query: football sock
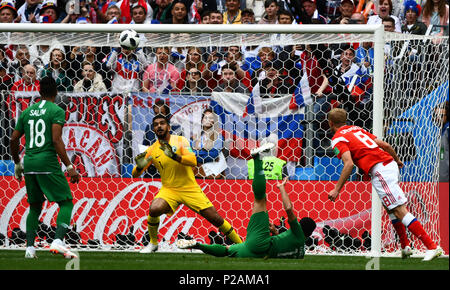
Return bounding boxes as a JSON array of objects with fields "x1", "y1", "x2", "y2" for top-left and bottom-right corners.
[
  {"x1": 219, "y1": 220, "x2": 242, "y2": 244},
  {"x1": 148, "y1": 215, "x2": 160, "y2": 245},
  {"x1": 402, "y1": 213, "x2": 437, "y2": 250},
  {"x1": 196, "y1": 243, "x2": 228, "y2": 257},
  {"x1": 25, "y1": 202, "x2": 42, "y2": 247},
  {"x1": 55, "y1": 200, "x2": 74, "y2": 240},
  {"x1": 252, "y1": 155, "x2": 266, "y2": 200},
  {"x1": 390, "y1": 214, "x2": 410, "y2": 249}
]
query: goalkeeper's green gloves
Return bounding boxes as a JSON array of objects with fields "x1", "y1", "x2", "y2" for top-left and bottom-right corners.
[
  {"x1": 160, "y1": 140, "x2": 178, "y2": 160},
  {"x1": 135, "y1": 152, "x2": 153, "y2": 170}
]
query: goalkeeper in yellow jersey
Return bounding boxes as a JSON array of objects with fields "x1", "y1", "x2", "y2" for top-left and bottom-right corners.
[{"x1": 133, "y1": 114, "x2": 242, "y2": 253}]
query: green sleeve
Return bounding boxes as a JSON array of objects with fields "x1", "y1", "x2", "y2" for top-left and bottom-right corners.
[
  {"x1": 288, "y1": 218, "x2": 305, "y2": 244},
  {"x1": 53, "y1": 106, "x2": 66, "y2": 126}
]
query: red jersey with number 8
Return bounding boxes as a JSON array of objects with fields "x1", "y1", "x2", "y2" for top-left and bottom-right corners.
[{"x1": 331, "y1": 125, "x2": 393, "y2": 175}]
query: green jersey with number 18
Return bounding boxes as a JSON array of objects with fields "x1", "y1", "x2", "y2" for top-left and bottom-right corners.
[{"x1": 15, "y1": 100, "x2": 66, "y2": 173}]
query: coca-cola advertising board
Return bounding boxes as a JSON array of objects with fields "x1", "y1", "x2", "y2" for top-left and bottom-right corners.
[{"x1": 0, "y1": 177, "x2": 447, "y2": 254}]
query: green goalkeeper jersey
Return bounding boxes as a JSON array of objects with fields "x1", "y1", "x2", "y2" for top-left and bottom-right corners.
[{"x1": 15, "y1": 100, "x2": 66, "y2": 173}]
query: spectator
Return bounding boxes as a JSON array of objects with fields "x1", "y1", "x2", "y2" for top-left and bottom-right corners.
[
  {"x1": 299, "y1": 0, "x2": 327, "y2": 24},
  {"x1": 16, "y1": 0, "x2": 41, "y2": 23},
  {"x1": 223, "y1": 0, "x2": 241, "y2": 23},
  {"x1": 39, "y1": 0, "x2": 63, "y2": 23},
  {"x1": 437, "y1": 101, "x2": 449, "y2": 182},
  {"x1": 11, "y1": 64, "x2": 40, "y2": 92},
  {"x1": 367, "y1": 0, "x2": 402, "y2": 32},
  {"x1": 181, "y1": 67, "x2": 212, "y2": 94},
  {"x1": 277, "y1": 8, "x2": 294, "y2": 24},
  {"x1": 74, "y1": 61, "x2": 108, "y2": 92},
  {"x1": 402, "y1": 1, "x2": 427, "y2": 35},
  {"x1": 131, "y1": 4, "x2": 151, "y2": 23},
  {"x1": 0, "y1": 60, "x2": 14, "y2": 91},
  {"x1": 116, "y1": 0, "x2": 153, "y2": 23},
  {"x1": 152, "y1": 0, "x2": 174, "y2": 24},
  {"x1": 421, "y1": 0, "x2": 449, "y2": 36},
  {"x1": 163, "y1": 0, "x2": 189, "y2": 23},
  {"x1": 105, "y1": 46, "x2": 148, "y2": 93},
  {"x1": 254, "y1": 61, "x2": 297, "y2": 98},
  {"x1": 102, "y1": 2, "x2": 122, "y2": 23},
  {"x1": 213, "y1": 63, "x2": 249, "y2": 93},
  {"x1": 258, "y1": 0, "x2": 279, "y2": 24},
  {"x1": 355, "y1": 41, "x2": 374, "y2": 74},
  {"x1": 69, "y1": 46, "x2": 104, "y2": 84},
  {"x1": 206, "y1": 45, "x2": 252, "y2": 91},
  {"x1": 176, "y1": 46, "x2": 207, "y2": 90},
  {"x1": 39, "y1": 47, "x2": 73, "y2": 92},
  {"x1": 250, "y1": 46, "x2": 277, "y2": 87},
  {"x1": 327, "y1": 47, "x2": 370, "y2": 127},
  {"x1": 191, "y1": 108, "x2": 227, "y2": 179},
  {"x1": 9, "y1": 45, "x2": 31, "y2": 83},
  {"x1": 208, "y1": 9, "x2": 223, "y2": 23},
  {"x1": 330, "y1": 0, "x2": 355, "y2": 24},
  {"x1": 201, "y1": 9, "x2": 210, "y2": 23},
  {"x1": 0, "y1": 1, "x2": 17, "y2": 23},
  {"x1": 142, "y1": 46, "x2": 180, "y2": 93},
  {"x1": 277, "y1": 0, "x2": 305, "y2": 24},
  {"x1": 241, "y1": 7, "x2": 256, "y2": 23}
]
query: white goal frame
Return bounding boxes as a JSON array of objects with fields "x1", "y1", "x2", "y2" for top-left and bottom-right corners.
[{"x1": 0, "y1": 23, "x2": 387, "y2": 257}]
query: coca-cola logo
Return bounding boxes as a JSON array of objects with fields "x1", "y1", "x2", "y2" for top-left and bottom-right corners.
[{"x1": 0, "y1": 179, "x2": 200, "y2": 245}]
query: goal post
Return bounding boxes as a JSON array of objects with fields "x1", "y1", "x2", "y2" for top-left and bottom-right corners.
[{"x1": 0, "y1": 23, "x2": 447, "y2": 256}]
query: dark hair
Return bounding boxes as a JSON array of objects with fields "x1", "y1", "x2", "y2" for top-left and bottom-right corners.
[
  {"x1": 277, "y1": 9, "x2": 293, "y2": 20},
  {"x1": 264, "y1": 0, "x2": 278, "y2": 8},
  {"x1": 221, "y1": 63, "x2": 236, "y2": 72},
  {"x1": 299, "y1": 217, "x2": 316, "y2": 237},
  {"x1": 39, "y1": 76, "x2": 58, "y2": 98},
  {"x1": 152, "y1": 114, "x2": 170, "y2": 126},
  {"x1": 153, "y1": 98, "x2": 171, "y2": 116},
  {"x1": 382, "y1": 16, "x2": 396, "y2": 27}
]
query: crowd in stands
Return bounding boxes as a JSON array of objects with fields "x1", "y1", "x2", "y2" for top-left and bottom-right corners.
[{"x1": 0, "y1": 0, "x2": 448, "y2": 178}]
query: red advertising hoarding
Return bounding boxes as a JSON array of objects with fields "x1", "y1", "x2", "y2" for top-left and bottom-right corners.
[{"x1": 0, "y1": 177, "x2": 447, "y2": 254}]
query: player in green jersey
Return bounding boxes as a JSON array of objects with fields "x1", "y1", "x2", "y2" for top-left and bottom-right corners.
[
  {"x1": 10, "y1": 76, "x2": 81, "y2": 259},
  {"x1": 177, "y1": 143, "x2": 316, "y2": 259}
]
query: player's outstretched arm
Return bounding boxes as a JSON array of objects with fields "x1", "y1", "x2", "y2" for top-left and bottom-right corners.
[
  {"x1": 276, "y1": 177, "x2": 297, "y2": 222},
  {"x1": 52, "y1": 124, "x2": 80, "y2": 183},
  {"x1": 328, "y1": 151, "x2": 353, "y2": 202}
]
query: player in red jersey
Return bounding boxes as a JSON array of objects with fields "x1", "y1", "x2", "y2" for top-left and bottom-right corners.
[{"x1": 327, "y1": 108, "x2": 442, "y2": 261}]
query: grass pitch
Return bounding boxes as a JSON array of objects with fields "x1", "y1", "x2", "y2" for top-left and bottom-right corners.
[{"x1": 0, "y1": 249, "x2": 447, "y2": 270}]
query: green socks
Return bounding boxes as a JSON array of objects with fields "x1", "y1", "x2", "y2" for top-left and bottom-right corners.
[
  {"x1": 26, "y1": 203, "x2": 43, "y2": 247},
  {"x1": 55, "y1": 200, "x2": 74, "y2": 240},
  {"x1": 26, "y1": 199, "x2": 73, "y2": 246},
  {"x1": 252, "y1": 155, "x2": 266, "y2": 200}
]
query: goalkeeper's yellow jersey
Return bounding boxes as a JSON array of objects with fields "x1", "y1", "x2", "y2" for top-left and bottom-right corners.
[{"x1": 136, "y1": 135, "x2": 199, "y2": 189}]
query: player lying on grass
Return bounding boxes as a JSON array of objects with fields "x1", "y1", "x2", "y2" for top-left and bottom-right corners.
[
  {"x1": 177, "y1": 143, "x2": 316, "y2": 259},
  {"x1": 327, "y1": 108, "x2": 442, "y2": 261},
  {"x1": 133, "y1": 114, "x2": 242, "y2": 253}
]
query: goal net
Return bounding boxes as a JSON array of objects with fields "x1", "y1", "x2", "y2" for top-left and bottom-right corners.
[{"x1": 0, "y1": 24, "x2": 447, "y2": 256}]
